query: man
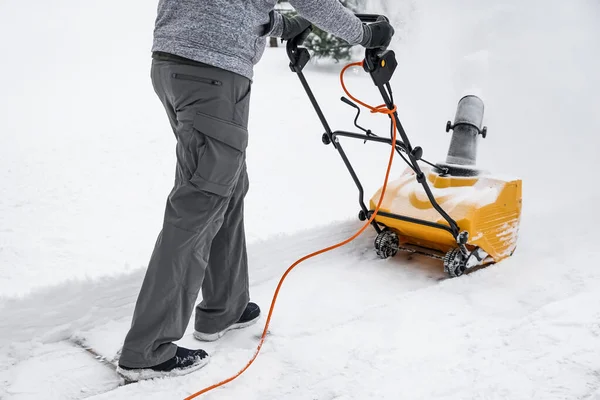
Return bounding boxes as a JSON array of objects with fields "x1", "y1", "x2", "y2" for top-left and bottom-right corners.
[{"x1": 117, "y1": 0, "x2": 394, "y2": 381}]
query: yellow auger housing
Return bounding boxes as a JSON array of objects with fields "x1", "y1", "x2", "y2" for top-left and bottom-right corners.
[{"x1": 370, "y1": 166, "x2": 522, "y2": 265}]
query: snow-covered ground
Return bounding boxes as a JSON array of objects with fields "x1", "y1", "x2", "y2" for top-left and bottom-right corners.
[{"x1": 1, "y1": 0, "x2": 600, "y2": 399}]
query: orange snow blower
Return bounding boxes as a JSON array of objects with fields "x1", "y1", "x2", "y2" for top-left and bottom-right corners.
[{"x1": 289, "y1": 15, "x2": 522, "y2": 278}]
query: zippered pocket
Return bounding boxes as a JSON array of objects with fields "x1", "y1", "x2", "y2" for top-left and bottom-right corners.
[{"x1": 171, "y1": 73, "x2": 222, "y2": 86}]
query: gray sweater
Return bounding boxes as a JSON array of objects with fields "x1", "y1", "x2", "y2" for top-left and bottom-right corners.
[{"x1": 151, "y1": 0, "x2": 364, "y2": 80}]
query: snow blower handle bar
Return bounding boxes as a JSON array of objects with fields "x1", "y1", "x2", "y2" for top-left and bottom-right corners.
[
  {"x1": 287, "y1": 14, "x2": 392, "y2": 75},
  {"x1": 285, "y1": 15, "x2": 463, "y2": 243},
  {"x1": 285, "y1": 14, "x2": 389, "y2": 50},
  {"x1": 355, "y1": 14, "x2": 390, "y2": 23}
]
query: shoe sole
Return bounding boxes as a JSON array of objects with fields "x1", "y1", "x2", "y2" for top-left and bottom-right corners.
[
  {"x1": 193, "y1": 314, "x2": 260, "y2": 342},
  {"x1": 116, "y1": 356, "x2": 210, "y2": 382}
]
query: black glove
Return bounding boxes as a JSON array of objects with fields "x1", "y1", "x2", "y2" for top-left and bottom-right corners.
[
  {"x1": 281, "y1": 15, "x2": 312, "y2": 41},
  {"x1": 360, "y1": 18, "x2": 395, "y2": 49}
]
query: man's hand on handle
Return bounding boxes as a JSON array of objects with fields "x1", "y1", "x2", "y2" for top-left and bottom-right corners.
[
  {"x1": 281, "y1": 15, "x2": 312, "y2": 40},
  {"x1": 274, "y1": 11, "x2": 395, "y2": 50},
  {"x1": 360, "y1": 17, "x2": 395, "y2": 49}
]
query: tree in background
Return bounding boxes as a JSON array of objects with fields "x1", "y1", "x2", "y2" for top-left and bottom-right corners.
[{"x1": 275, "y1": 0, "x2": 363, "y2": 62}]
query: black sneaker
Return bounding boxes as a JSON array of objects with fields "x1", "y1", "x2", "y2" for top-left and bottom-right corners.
[
  {"x1": 194, "y1": 302, "x2": 261, "y2": 342},
  {"x1": 116, "y1": 346, "x2": 209, "y2": 382}
]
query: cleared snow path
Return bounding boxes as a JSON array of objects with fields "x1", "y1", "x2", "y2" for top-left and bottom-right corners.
[
  {"x1": 2, "y1": 198, "x2": 600, "y2": 399},
  {"x1": 0, "y1": 220, "x2": 442, "y2": 399}
]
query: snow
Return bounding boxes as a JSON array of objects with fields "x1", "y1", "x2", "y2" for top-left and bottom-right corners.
[
  {"x1": 6, "y1": 342, "x2": 120, "y2": 400},
  {"x1": 397, "y1": 168, "x2": 502, "y2": 207},
  {"x1": 1, "y1": 0, "x2": 600, "y2": 399}
]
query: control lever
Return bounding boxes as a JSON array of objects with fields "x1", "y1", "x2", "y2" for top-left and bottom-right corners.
[{"x1": 340, "y1": 96, "x2": 375, "y2": 143}]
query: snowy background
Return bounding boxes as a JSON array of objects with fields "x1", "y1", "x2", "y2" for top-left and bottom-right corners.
[{"x1": 1, "y1": 0, "x2": 600, "y2": 399}]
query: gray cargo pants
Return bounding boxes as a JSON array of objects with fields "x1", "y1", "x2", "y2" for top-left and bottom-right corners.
[{"x1": 119, "y1": 58, "x2": 252, "y2": 368}]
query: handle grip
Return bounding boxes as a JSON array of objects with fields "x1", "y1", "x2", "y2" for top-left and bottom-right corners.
[
  {"x1": 285, "y1": 14, "x2": 389, "y2": 49},
  {"x1": 355, "y1": 14, "x2": 390, "y2": 24},
  {"x1": 286, "y1": 26, "x2": 313, "y2": 72}
]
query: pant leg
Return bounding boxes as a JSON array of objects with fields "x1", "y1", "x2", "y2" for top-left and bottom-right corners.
[
  {"x1": 119, "y1": 59, "x2": 252, "y2": 368},
  {"x1": 195, "y1": 162, "x2": 250, "y2": 334}
]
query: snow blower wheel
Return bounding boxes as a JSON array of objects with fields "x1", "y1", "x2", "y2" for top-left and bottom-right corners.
[
  {"x1": 374, "y1": 230, "x2": 399, "y2": 259},
  {"x1": 443, "y1": 248, "x2": 468, "y2": 278}
]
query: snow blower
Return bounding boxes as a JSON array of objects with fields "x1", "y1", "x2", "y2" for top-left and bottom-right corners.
[{"x1": 287, "y1": 15, "x2": 522, "y2": 278}]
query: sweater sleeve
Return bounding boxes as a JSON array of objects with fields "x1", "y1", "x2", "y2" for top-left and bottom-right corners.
[
  {"x1": 266, "y1": 10, "x2": 285, "y2": 38},
  {"x1": 271, "y1": 0, "x2": 364, "y2": 45}
]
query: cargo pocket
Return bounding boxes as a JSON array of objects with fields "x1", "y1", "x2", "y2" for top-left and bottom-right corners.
[{"x1": 190, "y1": 112, "x2": 249, "y2": 197}]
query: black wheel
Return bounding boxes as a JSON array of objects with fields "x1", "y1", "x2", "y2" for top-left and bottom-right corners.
[
  {"x1": 374, "y1": 230, "x2": 399, "y2": 259},
  {"x1": 443, "y1": 248, "x2": 467, "y2": 278},
  {"x1": 358, "y1": 210, "x2": 367, "y2": 221}
]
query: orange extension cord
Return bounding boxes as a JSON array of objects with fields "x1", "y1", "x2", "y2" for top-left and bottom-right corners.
[{"x1": 184, "y1": 61, "x2": 398, "y2": 400}]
